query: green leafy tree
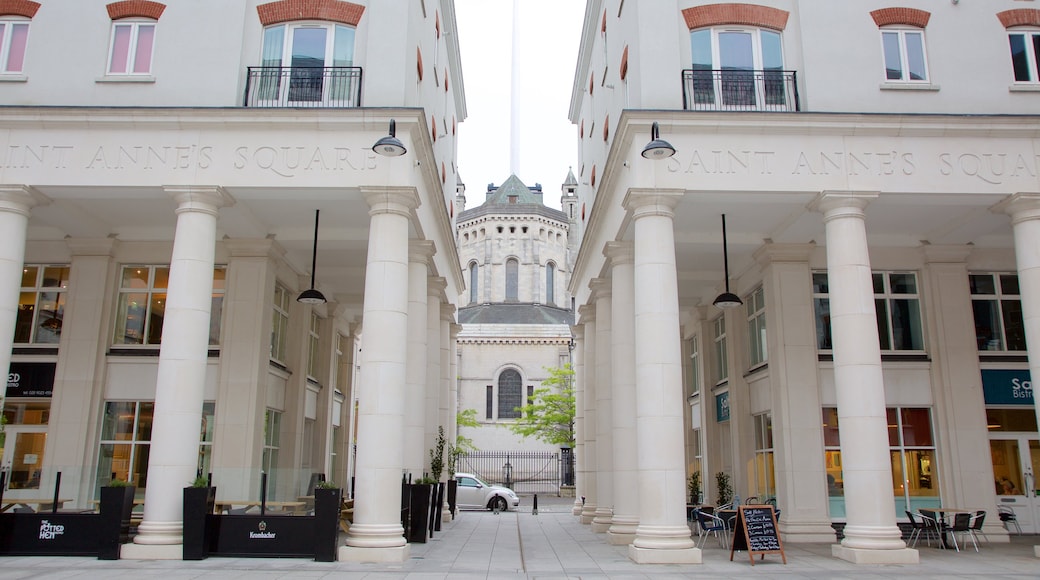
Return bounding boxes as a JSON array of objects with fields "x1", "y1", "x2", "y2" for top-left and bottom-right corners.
[
  {"x1": 448, "y1": 409, "x2": 480, "y2": 478},
  {"x1": 508, "y1": 364, "x2": 575, "y2": 447}
]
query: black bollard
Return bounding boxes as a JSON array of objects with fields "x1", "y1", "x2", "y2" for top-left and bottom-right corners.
[{"x1": 533, "y1": 493, "x2": 538, "y2": 515}]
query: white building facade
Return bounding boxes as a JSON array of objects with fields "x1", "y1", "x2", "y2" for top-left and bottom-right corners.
[
  {"x1": 569, "y1": 0, "x2": 1040, "y2": 565},
  {"x1": 0, "y1": 0, "x2": 466, "y2": 563}
]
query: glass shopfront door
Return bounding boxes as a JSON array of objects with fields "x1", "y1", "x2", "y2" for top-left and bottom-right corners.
[
  {"x1": 1, "y1": 428, "x2": 47, "y2": 496},
  {"x1": 989, "y1": 434, "x2": 1039, "y2": 533}
]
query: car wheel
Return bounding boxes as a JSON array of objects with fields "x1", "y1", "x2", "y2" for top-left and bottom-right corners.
[{"x1": 488, "y1": 496, "x2": 508, "y2": 512}]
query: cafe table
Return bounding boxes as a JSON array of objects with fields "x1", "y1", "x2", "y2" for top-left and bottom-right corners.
[
  {"x1": 1, "y1": 498, "x2": 72, "y2": 513},
  {"x1": 919, "y1": 508, "x2": 974, "y2": 550},
  {"x1": 214, "y1": 500, "x2": 307, "y2": 515}
]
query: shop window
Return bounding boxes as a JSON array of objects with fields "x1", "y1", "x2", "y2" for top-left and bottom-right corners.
[
  {"x1": 113, "y1": 265, "x2": 224, "y2": 347},
  {"x1": 713, "y1": 315, "x2": 728, "y2": 384},
  {"x1": 752, "y1": 413, "x2": 775, "y2": 500},
  {"x1": 746, "y1": 286, "x2": 767, "y2": 367},
  {"x1": 271, "y1": 282, "x2": 290, "y2": 362},
  {"x1": 15, "y1": 265, "x2": 69, "y2": 344},
  {"x1": 813, "y1": 271, "x2": 924, "y2": 352},
  {"x1": 688, "y1": 336, "x2": 701, "y2": 397},
  {"x1": 263, "y1": 409, "x2": 282, "y2": 494},
  {"x1": 970, "y1": 273, "x2": 1025, "y2": 351},
  {"x1": 307, "y1": 311, "x2": 321, "y2": 379}
]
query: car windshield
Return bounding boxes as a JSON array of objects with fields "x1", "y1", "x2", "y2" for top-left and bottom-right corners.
[{"x1": 466, "y1": 474, "x2": 492, "y2": 487}]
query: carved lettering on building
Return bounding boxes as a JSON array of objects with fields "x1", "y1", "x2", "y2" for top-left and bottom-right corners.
[{"x1": 232, "y1": 146, "x2": 377, "y2": 177}]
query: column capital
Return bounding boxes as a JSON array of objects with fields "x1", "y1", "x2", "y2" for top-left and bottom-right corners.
[
  {"x1": 920, "y1": 244, "x2": 972, "y2": 263},
  {"x1": 622, "y1": 189, "x2": 684, "y2": 217},
  {"x1": 362, "y1": 187, "x2": 421, "y2": 216},
  {"x1": 991, "y1": 192, "x2": 1040, "y2": 224},
  {"x1": 604, "y1": 241, "x2": 634, "y2": 265},
  {"x1": 440, "y1": 302, "x2": 456, "y2": 323},
  {"x1": 65, "y1": 237, "x2": 118, "y2": 257},
  {"x1": 808, "y1": 191, "x2": 878, "y2": 221},
  {"x1": 752, "y1": 242, "x2": 815, "y2": 266},
  {"x1": 223, "y1": 237, "x2": 281, "y2": 259},
  {"x1": 589, "y1": 277, "x2": 612, "y2": 300},
  {"x1": 570, "y1": 324, "x2": 585, "y2": 341},
  {"x1": 164, "y1": 186, "x2": 234, "y2": 216},
  {"x1": 409, "y1": 240, "x2": 436, "y2": 263},
  {"x1": 427, "y1": 276, "x2": 447, "y2": 297},
  {"x1": 0, "y1": 185, "x2": 49, "y2": 217},
  {"x1": 450, "y1": 323, "x2": 462, "y2": 338},
  {"x1": 578, "y1": 303, "x2": 596, "y2": 324}
]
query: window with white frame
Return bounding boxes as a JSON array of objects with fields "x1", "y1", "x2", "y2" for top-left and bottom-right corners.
[
  {"x1": 746, "y1": 286, "x2": 767, "y2": 367},
  {"x1": 262, "y1": 409, "x2": 281, "y2": 484},
  {"x1": 688, "y1": 336, "x2": 701, "y2": 397},
  {"x1": 271, "y1": 283, "x2": 290, "y2": 362},
  {"x1": 96, "y1": 401, "x2": 213, "y2": 494},
  {"x1": 497, "y1": 368, "x2": 522, "y2": 419},
  {"x1": 0, "y1": 19, "x2": 30, "y2": 74},
  {"x1": 307, "y1": 312, "x2": 321, "y2": 379},
  {"x1": 107, "y1": 20, "x2": 155, "y2": 75},
  {"x1": 113, "y1": 265, "x2": 225, "y2": 346},
  {"x1": 469, "y1": 262, "x2": 479, "y2": 304},
  {"x1": 15, "y1": 265, "x2": 69, "y2": 344},
  {"x1": 812, "y1": 271, "x2": 924, "y2": 351},
  {"x1": 970, "y1": 273, "x2": 1026, "y2": 351},
  {"x1": 1008, "y1": 29, "x2": 1040, "y2": 83},
  {"x1": 880, "y1": 27, "x2": 928, "y2": 82},
  {"x1": 713, "y1": 316, "x2": 728, "y2": 384},
  {"x1": 258, "y1": 22, "x2": 357, "y2": 104},
  {"x1": 689, "y1": 27, "x2": 786, "y2": 107},
  {"x1": 752, "y1": 413, "x2": 775, "y2": 500}
]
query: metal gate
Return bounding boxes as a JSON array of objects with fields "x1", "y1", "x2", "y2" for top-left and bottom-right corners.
[{"x1": 455, "y1": 451, "x2": 563, "y2": 496}]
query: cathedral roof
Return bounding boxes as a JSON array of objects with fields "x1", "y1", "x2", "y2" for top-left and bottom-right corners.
[
  {"x1": 483, "y1": 174, "x2": 543, "y2": 206},
  {"x1": 458, "y1": 303, "x2": 574, "y2": 325},
  {"x1": 563, "y1": 167, "x2": 577, "y2": 187}
]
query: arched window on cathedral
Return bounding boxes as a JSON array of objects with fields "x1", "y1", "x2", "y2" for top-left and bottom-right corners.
[
  {"x1": 498, "y1": 368, "x2": 522, "y2": 419},
  {"x1": 505, "y1": 258, "x2": 519, "y2": 301},
  {"x1": 546, "y1": 262, "x2": 556, "y2": 305},
  {"x1": 469, "y1": 262, "x2": 478, "y2": 304}
]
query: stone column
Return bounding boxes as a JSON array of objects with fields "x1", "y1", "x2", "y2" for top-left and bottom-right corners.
[
  {"x1": 809, "y1": 192, "x2": 917, "y2": 564},
  {"x1": 404, "y1": 242, "x2": 434, "y2": 478},
  {"x1": 341, "y1": 187, "x2": 418, "y2": 562},
  {"x1": 579, "y1": 307, "x2": 598, "y2": 525},
  {"x1": 590, "y1": 278, "x2": 614, "y2": 533},
  {"x1": 131, "y1": 187, "x2": 232, "y2": 555},
  {"x1": 0, "y1": 186, "x2": 46, "y2": 405},
  {"x1": 571, "y1": 325, "x2": 586, "y2": 516},
  {"x1": 606, "y1": 242, "x2": 638, "y2": 545},
  {"x1": 625, "y1": 191, "x2": 699, "y2": 564},
  {"x1": 439, "y1": 305, "x2": 455, "y2": 450},
  {"x1": 425, "y1": 278, "x2": 446, "y2": 467}
]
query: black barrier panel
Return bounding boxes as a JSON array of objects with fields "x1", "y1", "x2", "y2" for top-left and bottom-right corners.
[
  {"x1": 0, "y1": 513, "x2": 101, "y2": 556},
  {"x1": 209, "y1": 515, "x2": 317, "y2": 558}
]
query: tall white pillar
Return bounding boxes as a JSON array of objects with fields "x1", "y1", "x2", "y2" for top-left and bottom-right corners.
[
  {"x1": 579, "y1": 309, "x2": 598, "y2": 525},
  {"x1": 404, "y1": 242, "x2": 434, "y2": 478},
  {"x1": 425, "y1": 278, "x2": 446, "y2": 470},
  {"x1": 0, "y1": 186, "x2": 46, "y2": 406},
  {"x1": 625, "y1": 191, "x2": 699, "y2": 564},
  {"x1": 810, "y1": 192, "x2": 917, "y2": 564},
  {"x1": 605, "y1": 242, "x2": 638, "y2": 544},
  {"x1": 591, "y1": 278, "x2": 614, "y2": 533},
  {"x1": 131, "y1": 187, "x2": 232, "y2": 554},
  {"x1": 571, "y1": 325, "x2": 586, "y2": 516},
  {"x1": 341, "y1": 188, "x2": 418, "y2": 562}
]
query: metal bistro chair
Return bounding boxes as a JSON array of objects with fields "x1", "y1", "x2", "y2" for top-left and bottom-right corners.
[
  {"x1": 918, "y1": 509, "x2": 945, "y2": 549},
  {"x1": 695, "y1": 510, "x2": 730, "y2": 549},
  {"x1": 967, "y1": 510, "x2": 988, "y2": 547},
  {"x1": 905, "y1": 510, "x2": 933, "y2": 548},
  {"x1": 997, "y1": 505, "x2": 1021, "y2": 535},
  {"x1": 947, "y1": 512, "x2": 975, "y2": 552}
]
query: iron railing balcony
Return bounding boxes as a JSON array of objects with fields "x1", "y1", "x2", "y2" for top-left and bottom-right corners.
[
  {"x1": 244, "y1": 66, "x2": 362, "y2": 108},
  {"x1": 682, "y1": 68, "x2": 799, "y2": 112}
]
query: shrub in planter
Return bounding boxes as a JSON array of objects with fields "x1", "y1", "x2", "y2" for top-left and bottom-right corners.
[
  {"x1": 182, "y1": 477, "x2": 216, "y2": 561},
  {"x1": 408, "y1": 478, "x2": 435, "y2": 543},
  {"x1": 98, "y1": 480, "x2": 136, "y2": 560}
]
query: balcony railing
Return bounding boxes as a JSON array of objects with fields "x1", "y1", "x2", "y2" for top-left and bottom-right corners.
[
  {"x1": 244, "y1": 66, "x2": 362, "y2": 108},
  {"x1": 682, "y1": 69, "x2": 799, "y2": 112}
]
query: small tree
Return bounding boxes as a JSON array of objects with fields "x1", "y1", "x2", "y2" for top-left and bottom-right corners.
[
  {"x1": 715, "y1": 471, "x2": 732, "y2": 507},
  {"x1": 509, "y1": 364, "x2": 575, "y2": 447},
  {"x1": 448, "y1": 409, "x2": 480, "y2": 478},
  {"x1": 688, "y1": 471, "x2": 702, "y2": 504},
  {"x1": 429, "y1": 426, "x2": 446, "y2": 481}
]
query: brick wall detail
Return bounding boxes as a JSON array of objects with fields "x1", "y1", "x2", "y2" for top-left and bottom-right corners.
[
  {"x1": 257, "y1": 0, "x2": 365, "y2": 27},
  {"x1": 107, "y1": 1, "x2": 165, "y2": 20},
  {"x1": 998, "y1": 9, "x2": 1040, "y2": 29},
  {"x1": 0, "y1": 0, "x2": 40, "y2": 18},
  {"x1": 870, "y1": 7, "x2": 930, "y2": 28},
  {"x1": 683, "y1": 3, "x2": 789, "y2": 31},
  {"x1": 620, "y1": 45, "x2": 628, "y2": 81}
]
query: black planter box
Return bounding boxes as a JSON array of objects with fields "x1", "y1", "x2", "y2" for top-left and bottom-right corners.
[
  {"x1": 313, "y1": 487, "x2": 341, "y2": 562},
  {"x1": 98, "y1": 485, "x2": 136, "y2": 560},
  {"x1": 446, "y1": 479, "x2": 458, "y2": 517},
  {"x1": 431, "y1": 482, "x2": 445, "y2": 533},
  {"x1": 406, "y1": 483, "x2": 432, "y2": 543},
  {"x1": 0, "y1": 512, "x2": 102, "y2": 556},
  {"x1": 182, "y1": 486, "x2": 216, "y2": 560}
]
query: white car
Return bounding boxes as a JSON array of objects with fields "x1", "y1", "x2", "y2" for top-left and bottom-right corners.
[{"x1": 454, "y1": 472, "x2": 520, "y2": 511}]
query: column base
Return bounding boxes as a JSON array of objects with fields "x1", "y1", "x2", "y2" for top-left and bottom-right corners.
[
  {"x1": 591, "y1": 516, "x2": 612, "y2": 533},
  {"x1": 571, "y1": 499, "x2": 583, "y2": 516},
  {"x1": 339, "y1": 544, "x2": 411, "y2": 563},
  {"x1": 607, "y1": 530, "x2": 636, "y2": 545},
  {"x1": 628, "y1": 545, "x2": 701, "y2": 564},
  {"x1": 120, "y1": 542, "x2": 183, "y2": 560},
  {"x1": 831, "y1": 544, "x2": 919, "y2": 564},
  {"x1": 607, "y1": 517, "x2": 638, "y2": 545},
  {"x1": 580, "y1": 504, "x2": 597, "y2": 525},
  {"x1": 1033, "y1": 545, "x2": 1040, "y2": 558}
]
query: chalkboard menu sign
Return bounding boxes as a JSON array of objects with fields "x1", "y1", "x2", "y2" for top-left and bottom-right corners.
[{"x1": 729, "y1": 505, "x2": 785, "y2": 565}]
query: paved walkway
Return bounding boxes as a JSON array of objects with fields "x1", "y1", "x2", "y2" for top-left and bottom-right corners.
[{"x1": 1, "y1": 496, "x2": 1038, "y2": 578}]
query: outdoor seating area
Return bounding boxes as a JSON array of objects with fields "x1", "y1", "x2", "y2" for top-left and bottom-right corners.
[{"x1": 915, "y1": 508, "x2": 988, "y2": 552}]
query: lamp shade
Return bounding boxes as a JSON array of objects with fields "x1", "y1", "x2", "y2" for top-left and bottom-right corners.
[
  {"x1": 373, "y1": 119, "x2": 407, "y2": 157},
  {"x1": 713, "y1": 291, "x2": 743, "y2": 309},
  {"x1": 641, "y1": 121, "x2": 676, "y2": 159},
  {"x1": 297, "y1": 287, "x2": 327, "y2": 304}
]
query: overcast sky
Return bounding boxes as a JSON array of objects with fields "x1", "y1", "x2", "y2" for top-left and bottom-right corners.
[{"x1": 454, "y1": 1, "x2": 585, "y2": 210}]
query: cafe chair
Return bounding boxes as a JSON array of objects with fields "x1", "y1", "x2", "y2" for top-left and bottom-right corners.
[
  {"x1": 918, "y1": 509, "x2": 945, "y2": 549},
  {"x1": 947, "y1": 512, "x2": 974, "y2": 552},
  {"x1": 12, "y1": 506, "x2": 35, "y2": 514},
  {"x1": 695, "y1": 510, "x2": 730, "y2": 549},
  {"x1": 966, "y1": 510, "x2": 987, "y2": 547},
  {"x1": 744, "y1": 496, "x2": 759, "y2": 505},
  {"x1": 905, "y1": 511, "x2": 933, "y2": 548},
  {"x1": 997, "y1": 505, "x2": 1021, "y2": 535}
]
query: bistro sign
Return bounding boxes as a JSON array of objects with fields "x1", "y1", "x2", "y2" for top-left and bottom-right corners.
[
  {"x1": 6, "y1": 362, "x2": 56, "y2": 397},
  {"x1": 982, "y1": 369, "x2": 1033, "y2": 405}
]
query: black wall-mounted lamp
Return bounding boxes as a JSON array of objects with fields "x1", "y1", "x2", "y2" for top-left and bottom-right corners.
[
  {"x1": 373, "y1": 119, "x2": 407, "y2": 157},
  {"x1": 297, "y1": 209, "x2": 327, "y2": 304},
  {"x1": 713, "y1": 214, "x2": 743, "y2": 309},
  {"x1": 641, "y1": 121, "x2": 676, "y2": 160}
]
